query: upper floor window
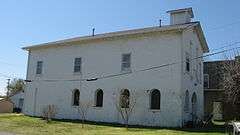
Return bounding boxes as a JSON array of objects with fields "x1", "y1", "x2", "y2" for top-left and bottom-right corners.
[
  {"x1": 121, "y1": 53, "x2": 131, "y2": 71},
  {"x1": 150, "y1": 89, "x2": 161, "y2": 110},
  {"x1": 204, "y1": 74, "x2": 209, "y2": 88},
  {"x1": 36, "y1": 61, "x2": 43, "y2": 75},
  {"x1": 199, "y1": 63, "x2": 202, "y2": 83},
  {"x1": 74, "y1": 58, "x2": 82, "y2": 73},
  {"x1": 186, "y1": 53, "x2": 190, "y2": 72}
]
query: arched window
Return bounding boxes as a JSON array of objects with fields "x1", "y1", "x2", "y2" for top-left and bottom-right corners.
[
  {"x1": 192, "y1": 92, "x2": 197, "y2": 105},
  {"x1": 120, "y1": 89, "x2": 130, "y2": 108},
  {"x1": 95, "y1": 89, "x2": 103, "y2": 107},
  {"x1": 184, "y1": 90, "x2": 189, "y2": 112},
  {"x1": 150, "y1": 89, "x2": 161, "y2": 109},
  {"x1": 73, "y1": 89, "x2": 80, "y2": 106},
  {"x1": 191, "y1": 92, "x2": 197, "y2": 122}
]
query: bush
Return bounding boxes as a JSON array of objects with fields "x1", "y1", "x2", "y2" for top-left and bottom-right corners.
[
  {"x1": 42, "y1": 105, "x2": 57, "y2": 122},
  {"x1": 13, "y1": 108, "x2": 22, "y2": 113}
]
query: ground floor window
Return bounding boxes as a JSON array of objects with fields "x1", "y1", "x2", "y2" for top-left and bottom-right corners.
[
  {"x1": 73, "y1": 89, "x2": 80, "y2": 106},
  {"x1": 150, "y1": 89, "x2": 161, "y2": 110},
  {"x1": 120, "y1": 89, "x2": 130, "y2": 108},
  {"x1": 95, "y1": 89, "x2": 103, "y2": 107}
]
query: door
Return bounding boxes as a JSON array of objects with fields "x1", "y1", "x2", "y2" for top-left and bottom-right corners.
[
  {"x1": 213, "y1": 101, "x2": 223, "y2": 120},
  {"x1": 18, "y1": 98, "x2": 24, "y2": 109},
  {"x1": 191, "y1": 93, "x2": 197, "y2": 124}
]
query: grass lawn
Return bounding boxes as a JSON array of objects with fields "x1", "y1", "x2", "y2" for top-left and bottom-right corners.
[{"x1": 0, "y1": 114, "x2": 226, "y2": 135}]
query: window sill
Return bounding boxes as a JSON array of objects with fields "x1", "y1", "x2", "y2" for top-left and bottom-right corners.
[
  {"x1": 121, "y1": 70, "x2": 132, "y2": 74},
  {"x1": 35, "y1": 74, "x2": 43, "y2": 78},
  {"x1": 92, "y1": 106, "x2": 103, "y2": 110},
  {"x1": 149, "y1": 109, "x2": 161, "y2": 113},
  {"x1": 73, "y1": 72, "x2": 82, "y2": 75},
  {"x1": 72, "y1": 105, "x2": 79, "y2": 108}
]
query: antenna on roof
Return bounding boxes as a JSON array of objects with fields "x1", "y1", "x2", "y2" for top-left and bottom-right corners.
[
  {"x1": 92, "y1": 28, "x2": 95, "y2": 36},
  {"x1": 159, "y1": 19, "x2": 162, "y2": 27}
]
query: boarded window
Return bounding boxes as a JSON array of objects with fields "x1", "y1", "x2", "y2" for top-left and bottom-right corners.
[
  {"x1": 73, "y1": 89, "x2": 80, "y2": 106},
  {"x1": 74, "y1": 58, "x2": 82, "y2": 73},
  {"x1": 120, "y1": 89, "x2": 130, "y2": 108},
  {"x1": 95, "y1": 89, "x2": 103, "y2": 107},
  {"x1": 204, "y1": 74, "x2": 209, "y2": 88},
  {"x1": 121, "y1": 54, "x2": 131, "y2": 71},
  {"x1": 36, "y1": 61, "x2": 43, "y2": 74},
  {"x1": 150, "y1": 89, "x2": 161, "y2": 109}
]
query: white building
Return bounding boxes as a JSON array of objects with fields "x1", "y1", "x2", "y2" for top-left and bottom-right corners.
[
  {"x1": 9, "y1": 91, "x2": 24, "y2": 111},
  {"x1": 22, "y1": 8, "x2": 208, "y2": 127}
]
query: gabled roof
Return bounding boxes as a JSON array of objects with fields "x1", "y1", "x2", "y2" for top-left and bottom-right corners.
[{"x1": 22, "y1": 22, "x2": 209, "y2": 53}]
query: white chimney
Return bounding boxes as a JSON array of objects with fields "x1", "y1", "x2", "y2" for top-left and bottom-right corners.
[{"x1": 167, "y1": 8, "x2": 194, "y2": 25}]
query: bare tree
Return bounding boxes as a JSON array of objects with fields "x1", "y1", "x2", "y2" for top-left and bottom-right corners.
[
  {"x1": 221, "y1": 51, "x2": 240, "y2": 119},
  {"x1": 42, "y1": 104, "x2": 57, "y2": 122},
  {"x1": 115, "y1": 90, "x2": 137, "y2": 129},
  {"x1": 77, "y1": 100, "x2": 92, "y2": 128}
]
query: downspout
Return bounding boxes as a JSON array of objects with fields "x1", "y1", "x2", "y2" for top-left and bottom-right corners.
[
  {"x1": 23, "y1": 50, "x2": 31, "y2": 114},
  {"x1": 180, "y1": 30, "x2": 184, "y2": 127}
]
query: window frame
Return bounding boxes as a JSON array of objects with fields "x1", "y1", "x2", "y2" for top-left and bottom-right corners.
[
  {"x1": 185, "y1": 53, "x2": 190, "y2": 72},
  {"x1": 72, "y1": 89, "x2": 80, "y2": 106},
  {"x1": 121, "y1": 53, "x2": 131, "y2": 72},
  {"x1": 204, "y1": 74, "x2": 209, "y2": 88},
  {"x1": 95, "y1": 89, "x2": 104, "y2": 107},
  {"x1": 150, "y1": 89, "x2": 161, "y2": 110},
  {"x1": 184, "y1": 90, "x2": 189, "y2": 112},
  {"x1": 120, "y1": 89, "x2": 130, "y2": 108},
  {"x1": 74, "y1": 57, "x2": 82, "y2": 73},
  {"x1": 36, "y1": 61, "x2": 43, "y2": 75}
]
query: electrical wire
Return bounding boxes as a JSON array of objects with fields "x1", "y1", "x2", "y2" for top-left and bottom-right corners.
[{"x1": 25, "y1": 43, "x2": 240, "y2": 82}]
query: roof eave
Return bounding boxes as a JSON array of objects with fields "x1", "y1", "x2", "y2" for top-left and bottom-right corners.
[
  {"x1": 194, "y1": 23, "x2": 209, "y2": 53},
  {"x1": 22, "y1": 24, "x2": 192, "y2": 51}
]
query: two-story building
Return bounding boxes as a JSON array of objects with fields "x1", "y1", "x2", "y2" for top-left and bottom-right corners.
[{"x1": 22, "y1": 8, "x2": 209, "y2": 127}]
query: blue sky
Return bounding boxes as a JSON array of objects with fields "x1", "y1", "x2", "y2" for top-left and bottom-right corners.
[{"x1": 0, "y1": 0, "x2": 239, "y2": 95}]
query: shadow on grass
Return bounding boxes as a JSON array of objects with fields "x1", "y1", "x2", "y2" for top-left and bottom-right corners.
[{"x1": 52, "y1": 118, "x2": 226, "y2": 133}]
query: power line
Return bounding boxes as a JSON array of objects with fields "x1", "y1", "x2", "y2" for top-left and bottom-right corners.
[
  {"x1": 207, "y1": 19, "x2": 240, "y2": 32},
  {"x1": 96, "y1": 45, "x2": 240, "y2": 80},
  {"x1": 0, "y1": 73, "x2": 15, "y2": 79},
  {"x1": 26, "y1": 43, "x2": 240, "y2": 83},
  {"x1": 210, "y1": 41, "x2": 240, "y2": 52}
]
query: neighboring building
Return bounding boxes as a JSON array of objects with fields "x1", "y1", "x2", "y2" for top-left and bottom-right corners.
[
  {"x1": 22, "y1": 8, "x2": 209, "y2": 127},
  {"x1": 0, "y1": 99, "x2": 13, "y2": 113},
  {"x1": 9, "y1": 91, "x2": 24, "y2": 111},
  {"x1": 204, "y1": 56, "x2": 240, "y2": 120}
]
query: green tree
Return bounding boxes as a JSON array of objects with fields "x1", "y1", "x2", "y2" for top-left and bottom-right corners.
[{"x1": 8, "y1": 78, "x2": 25, "y2": 95}]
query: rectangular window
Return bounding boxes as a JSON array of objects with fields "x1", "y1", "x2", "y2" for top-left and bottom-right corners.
[
  {"x1": 74, "y1": 58, "x2": 82, "y2": 73},
  {"x1": 121, "y1": 53, "x2": 131, "y2": 71},
  {"x1": 186, "y1": 53, "x2": 190, "y2": 72},
  {"x1": 199, "y1": 63, "x2": 202, "y2": 83},
  {"x1": 36, "y1": 61, "x2": 43, "y2": 74},
  {"x1": 204, "y1": 74, "x2": 209, "y2": 88}
]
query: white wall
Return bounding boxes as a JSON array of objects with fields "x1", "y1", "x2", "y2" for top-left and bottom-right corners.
[
  {"x1": 23, "y1": 30, "x2": 203, "y2": 127},
  {"x1": 181, "y1": 28, "x2": 204, "y2": 124},
  {"x1": 10, "y1": 91, "x2": 24, "y2": 109}
]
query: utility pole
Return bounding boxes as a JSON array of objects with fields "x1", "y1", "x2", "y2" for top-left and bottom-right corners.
[{"x1": 6, "y1": 79, "x2": 10, "y2": 99}]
